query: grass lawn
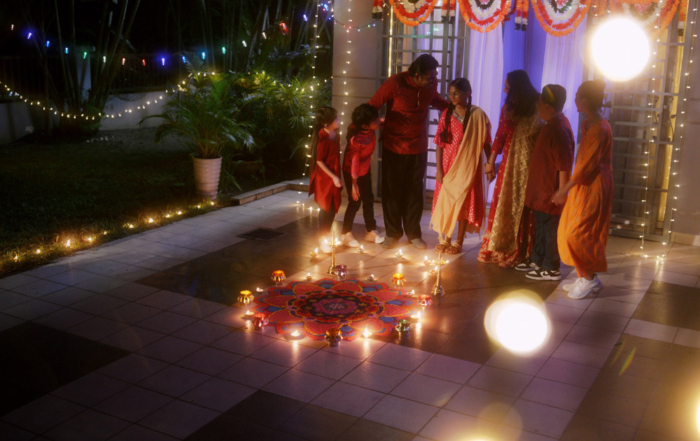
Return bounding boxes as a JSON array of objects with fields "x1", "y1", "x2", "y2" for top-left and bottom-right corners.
[{"x1": 0, "y1": 129, "x2": 296, "y2": 276}]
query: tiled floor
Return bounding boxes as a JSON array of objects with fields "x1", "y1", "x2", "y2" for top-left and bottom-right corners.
[{"x1": 2, "y1": 189, "x2": 700, "y2": 440}]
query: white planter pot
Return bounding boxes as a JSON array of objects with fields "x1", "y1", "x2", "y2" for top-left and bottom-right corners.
[{"x1": 192, "y1": 156, "x2": 222, "y2": 200}]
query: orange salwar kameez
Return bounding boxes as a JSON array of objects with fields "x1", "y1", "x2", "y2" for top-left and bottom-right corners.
[{"x1": 558, "y1": 119, "x2": 613, "y2": 278}]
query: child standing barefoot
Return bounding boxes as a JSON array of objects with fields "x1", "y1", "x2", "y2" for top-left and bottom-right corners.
[
  {"x1": 308, "y1": 107, "x2": 342, "y2": 253},
  {"x1": 341, "y1": 104, "x2": 385, "y2": 247}
]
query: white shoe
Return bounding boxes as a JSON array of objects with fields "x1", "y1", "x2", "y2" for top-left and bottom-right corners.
[
  {"x1": 319, "y1": 237, "x2": 332, "y2": 254},
  {"x1": 515, "y1": 262, "x2": 539, "y2": 272},
  {"x1": 343, "y1": 232, "x2": 360, "y2": 248},
  {"x1": 365, "y1": 230, "x2": 385, "y2": 244},
  {"x1": 567, "y1": 276, "x2": 603, "y2": 299}
]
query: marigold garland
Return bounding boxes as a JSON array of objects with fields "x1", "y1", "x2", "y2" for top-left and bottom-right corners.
[
  {"x1": 531, "y1": 0, "x2": 592, "y2": 36},
  {"x1": 458, "y1": 0, "x2": 512, "y2": 32},
  {"x1": 389, "y1": 0, "x2": 440, "y2": 26}
]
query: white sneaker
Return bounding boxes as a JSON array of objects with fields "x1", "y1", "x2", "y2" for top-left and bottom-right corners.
[
  {"x1": 319, "y1": 236, "x2": 332, "y2": 254},
  {"x1": 365, "y1": 230, "x2": 386, "y2": 244},
  {"x1": 515, "y1": 262, "x2": 539, "y2": 272},
  {"x1": 343, "y1": 232, "x2": 360, "y2": 248},
  {"x1": 567, "y1": 276, "x2": 603, "y2": 299}
]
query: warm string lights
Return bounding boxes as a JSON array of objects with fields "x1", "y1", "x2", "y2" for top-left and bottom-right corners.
[
  {"x1": 0, "y1": 79, "x2": 175, "y2": 122},
  {"x1": 2, "y1": 200, "x2": 218, "y2": 272},
  {"x1": 664, "y1": 3, "x2": 696, "y2": 250},
  {"x1": 301, "y1": 1, "x2": 324, "y2": 177},
  {"x1": 339, "y1": 0, "x2": 354, "y2": 139}
]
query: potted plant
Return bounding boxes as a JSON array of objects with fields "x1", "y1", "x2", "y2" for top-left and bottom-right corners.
[{"x1": 144, "y1": 60, "x2": 254, "y2": 199}]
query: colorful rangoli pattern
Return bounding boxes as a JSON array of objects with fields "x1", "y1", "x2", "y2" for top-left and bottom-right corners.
[{"x1": 253, "y1": 279, "x2": 419, "y2": 340}]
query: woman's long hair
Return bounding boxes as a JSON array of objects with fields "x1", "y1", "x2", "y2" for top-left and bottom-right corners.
[
  {"x1": 441, "y1": 78, "x2": 472, "y2": 144},
  {"x1": 505, "y1": 70, "x2": 539, "y2": 118},
  {"x1": 309, "y1": 106, "x2": 338, "y2": 175},
  {"x1": 345, "y1": 104, "x2": 379, "y2": 146}
]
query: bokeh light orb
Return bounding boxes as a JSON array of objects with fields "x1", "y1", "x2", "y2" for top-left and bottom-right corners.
[
  {"x1": 485, "y1": 292, "x2": 550, "y2": 354},
  {"x1": 591, "y1": 18, "x2": 650, "y2": 82}
]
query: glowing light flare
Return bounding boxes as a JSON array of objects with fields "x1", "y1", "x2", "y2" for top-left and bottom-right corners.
[
  {"x1": 485, "y1": 292, "x2": 550, "y2": 354},
  {"x1": 591, "y1": 18, "x2": 650, "y2": 81}
]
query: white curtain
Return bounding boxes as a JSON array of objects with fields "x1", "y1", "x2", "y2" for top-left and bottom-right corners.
[
  {"x1": 468, "y1": 24, "x2": 504, "y2": 202},
  {"x1": 540, "y1": 21, "x2": 588, "y2": 146}
]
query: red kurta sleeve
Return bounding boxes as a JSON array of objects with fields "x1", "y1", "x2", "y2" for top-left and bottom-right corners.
[
  {"x1": 492, "y1": 105, "x2": 515, "y2": 156},
  {"x1": 368, "y1": 77, "x2": 397, "y2": 109},
  {"x1": 316, "y1": 136, "x2": 330, "y2": 172},
  {"x1": 349, "y1": 136, "x2": 361, "y2": 177},
  {"x1": 433, "y1": 110, "x2": 448, "y2": 148},
  {"x1": 571, "y1": 122, "x2": 611, "y2": 185},
  {"x1": 551, "y1": 123, "x2": 575, "y2": 173}
]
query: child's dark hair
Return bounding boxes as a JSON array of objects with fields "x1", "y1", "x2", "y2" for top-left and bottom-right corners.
[
  {"x1": 441, "y1": 78, "x2": 472, "y2": 144},
  {"x1": 505, "y1": 69, "x2": 539, "y2": 118},
  {"x1": 577, "y1": 79, "x2": 606, "y2": 112},
  {"x1": 346, "y1": 104, "x2": 379, "y2": 145},
  {"x1": 541, "y1": 84, "x2": 567, "y2": 113},
  {"x1": 309, "y1": 106, "x2": 338, "y2": 174}
]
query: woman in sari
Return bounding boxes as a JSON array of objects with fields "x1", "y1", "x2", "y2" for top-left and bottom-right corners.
[
  {"x1": 431, "y1": 78, "x2": 491, "y2": 254},
  {"x1": 478, "y1": 70, "x2": 542, "y2": 268},
  {"x1": 553, "y1": 80, "x2": 613, "y2": 299}
]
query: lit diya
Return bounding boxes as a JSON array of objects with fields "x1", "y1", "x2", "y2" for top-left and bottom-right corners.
[
  {"x1": 417, "y1": 295, "x2": 432, "y2": 308},
  {"x1": 252, "y1": 313, "x2": 268, "y2": 330},
  {"x1": 237, "y1": 290, "x2": 253, "y2": 305},
  {"x1": 271, "y1": 270, "x2": 286, "y2": 285},
  {"x1": 392, "y1": 273, "x2": 406, "y2": 288},
  {"x1": 325, "y1": 327, "x2": 342, "y2": 347}
]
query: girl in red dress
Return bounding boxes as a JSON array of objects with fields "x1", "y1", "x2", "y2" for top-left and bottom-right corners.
[
  {"x1": 431, "y1": 78, "x2": 492, "y2": 254},
  {"x1": 308, "y1": 107, "x2": 342, "y2": 253}
]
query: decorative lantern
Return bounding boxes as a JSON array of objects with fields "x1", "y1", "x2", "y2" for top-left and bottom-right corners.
[
  {"x1": 271, "y1": 270, "x2": 286, "y2": 285},
  {"x1": 392, "y1": 273, "x2": 406, "y2": 288},
  {"x1": 252, "y1": 313, "x2": 268, "y2": 330},
  {"x1": 334, "y1": 264, "x2": 348, "y2": 279},
  {"x1": 325, "y1": 328, "x2": 342, "y2": 347},
  {"x1": 237, "y1": 290, "x2": 253, "y2": 305},
  {"x1": 418, "y1": 295, "x2": 432, "y2": 308},
  {"x1": 396, "y1": 319, "x2": 411, "y2": 333}
]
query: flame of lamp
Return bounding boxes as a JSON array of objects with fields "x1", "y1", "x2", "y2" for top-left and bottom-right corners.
[
  {"x1": 271, "y1": 270, "x2": 286, "y2": 284},
  {"x1": 238, "y1": 290, "x2": 253, "y2": 305}
]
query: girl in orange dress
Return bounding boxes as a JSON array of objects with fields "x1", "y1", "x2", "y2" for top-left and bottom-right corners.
[{"x1": 552, "y1": 80, "x2": 613, "y2": 299}]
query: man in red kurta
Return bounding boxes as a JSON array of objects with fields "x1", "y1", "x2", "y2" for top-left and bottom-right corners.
[{"x1": 369, "y1": 54, "x2": 448, "y2": 249}]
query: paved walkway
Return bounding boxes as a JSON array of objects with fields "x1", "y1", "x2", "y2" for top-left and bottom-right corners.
[{"x1": 1, "y1": 189, "x2": 700, "y2": 440}]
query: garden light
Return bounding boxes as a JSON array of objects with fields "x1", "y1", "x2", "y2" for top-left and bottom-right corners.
[
  {"x1": 485, "y1": 292, "x2": 550, "y2": 354},
  {"x1": 591, "y1": 18, "x2": 650, "y2": 82},
  {"x1": 46, "y1": 40, "x2": 50, "y2": 47},
  {"x1": 65, "y1": 47, "x2": 69, "y2": 54},
  {"x1": 27, "y1": 32, "x2": 32, "y2": 39},
  {"x1": 201, "y1": 52, "x2": 206, "y2": 59}
]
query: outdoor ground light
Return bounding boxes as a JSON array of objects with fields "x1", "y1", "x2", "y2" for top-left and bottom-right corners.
[{"x1": 591, "y1": 17, "x2": 650, "y2": 82}]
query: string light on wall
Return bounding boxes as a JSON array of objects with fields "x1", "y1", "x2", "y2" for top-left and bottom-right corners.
[{"x1": 663, "y1": 3, "x2": 696, "y2": 250}]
